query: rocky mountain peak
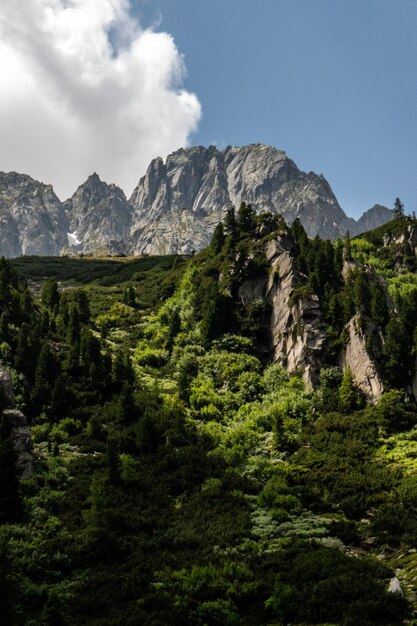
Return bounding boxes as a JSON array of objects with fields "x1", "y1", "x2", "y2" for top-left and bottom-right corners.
[
  {"x1": 129, "y1": 144, "x2": 390, "y2": 255},
  {"x1": 356, "y1": 204, "x2": 394, "y2": 233},
  {"x1": 0, "y1": 172, "x2": 69, "y2": 256},
  {"x1": 64, "y1": 173, "x2": 132, "y2": 255},
  {"x1": 0, "y1": 145, "x2": 396, "y2": 257}
]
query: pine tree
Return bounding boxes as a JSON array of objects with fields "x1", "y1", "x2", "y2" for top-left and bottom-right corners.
[
  {"x1": 343, "y1": 231, "x2": 352, "y2": 261},
  {"x1": 339, "y1": 369, "x2": 364, "y2": 413},
  {"x1": 19, "y1": 288, "x2": 33, "y2": 318},
  {"x1": 394, "y1": 197, "x2": 404, "y2": 218},
  {"x1": 50, "y1": 374, "x2": 68, "y2": 421},
  {"x1": 370, "y1": 283, "x2": 389, "y2": 328},
  {"x1": 32, "y1": 342, "x2": 59, "y2": 413},
  {"x1": 67, "y1": 303, "x2": 81, "y2": 345},
  {"x1": 334, "y1": 239, "x2": 344, "y2": 275},
  {"x1": 122, "y1": 285, "x2": 136, "y2": 308},
  {"x1": 237, "y1": 202, "x2": 256, "y2": 235},
  {"x1": 353, "y1": 272, "x2": 371, "y2": 316},
  {"x1": 210, "y1": 222, "x2": 225, "y2": 254},
  {"x1": 0, "y1": 313, "x2": 10, "y2": 344},
  {"x1": 0, "y1": 258, "x2": 11, "y2": 304},
  {"x1": 80, "y1": 328, "x2": 101, "y2": 368},
  {"x1": 166, "y1": 308, "x2": 181, "y2": 352},
  {"x1": 41, "y1": 277, "x2": 60, "y2": 309},
  {"x1": 119, "y1": 382, "x2": 137, "y2": 424},
  {"x1": 14, "y1": 323, "x2": 31, "y2": 374},
  {"x1": 224, "y1": 207, "x2": 238, "y2": 240}
]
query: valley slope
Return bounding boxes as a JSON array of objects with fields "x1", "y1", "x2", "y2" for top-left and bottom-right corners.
[{"x1": 1, "y1": 214, "x2": 417, "y2": 624}]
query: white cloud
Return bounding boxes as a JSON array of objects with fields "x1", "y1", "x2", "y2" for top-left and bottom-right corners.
[{"x1": 0, "y1": 0, "x2": 201, "y2": 198}]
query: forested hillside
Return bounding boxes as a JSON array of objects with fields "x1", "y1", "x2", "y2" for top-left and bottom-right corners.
[{"x1": 2, "y1": 208, "x2": 417, "y2": 625}]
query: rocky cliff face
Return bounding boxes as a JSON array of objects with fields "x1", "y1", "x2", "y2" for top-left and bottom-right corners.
[
  {"x1": 339, "y1": 314, "x2": 384, "y2": 401},
  {"x1": 129, "y1": 144, "x2": 392, "y2": 255},
  {"x1": 0, "y1": 367, "x2": 33, "y2": 479},
  {"x1": 235, "y1": 220, "x2": 393, "y2": 398},
  {"x1": 63, "y1": 173, "x2": 133, "y2": 255},
  {"x1": 0, "y1": 172, "x2": 69, "y2": 256},
  {"x1": 0, "y1": 145, "x2": 395, "y2": 257},
  {"x1": 4, "y1": 409, "x2": 34, "y2": 479},
  {"x1": 238, "y1": 225, "x2": 327, "y2": 387},
  {"x1": 264, "y1": 236, "x2": 327, "y2": 387}
]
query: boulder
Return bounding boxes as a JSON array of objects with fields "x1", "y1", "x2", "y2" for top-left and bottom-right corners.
[{"x1": 4, "y1": 409, "x2": 34, "y2": 479}]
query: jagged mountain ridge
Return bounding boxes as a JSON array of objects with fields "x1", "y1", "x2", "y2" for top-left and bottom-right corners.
[
  {"x1": 130, "y1": 144, "x2": 393, "y2": 254},
  {"x1": 63, "y1": 173, "x2": 133, "y2": 255},
  {"x1": 0, "y1": 172, "x2": 69, "y2": 256},
  {"x1": 355, "y1": 204, "x2": 395, "y2": 233},
  {"x1": 0, "y1": 145, "x2": 394, "y2": 256}
]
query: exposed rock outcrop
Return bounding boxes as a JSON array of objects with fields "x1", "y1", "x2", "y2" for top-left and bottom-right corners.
[
  {"x1": 4, "y1": 409, "x2": 34, "y2": 479},
  {"x1": 0, "y1": 172, "x2": 69, "y2": 256},
  {"x1": 63, "y1": 173, "x2": 133, "y2": 255},
  {"x1": 388, "y1": 576, "x2": 403, "y2": 595},
  {"x1": 0, "y1": 366, "x2": 33, "y2": 478},
  {"x1": 0, "y1": 146, "x2": 394, "y2": 257},
  {"x1": 339, "y1": 314, "x2": 384, "y2": 400},
  {"x1": 0, "y1": 367, "x2": 15, "y2": 407},
  {"x1": 129, "y1": 144, "x2": 393, "y2": 255},
  {"x1": 239, "y1": 230, "x2": 326, "y2": 387}
]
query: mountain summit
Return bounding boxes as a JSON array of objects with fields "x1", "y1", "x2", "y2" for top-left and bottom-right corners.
[
  {"x1": 63, "y1": 173, "x2": 132, "y2": 255},
  {"x1": 0, "y1": 145, "x2": 394, "y2": 256},
  {"x1": 129, "y1": 144, "x2": 393, "y2": 254}
]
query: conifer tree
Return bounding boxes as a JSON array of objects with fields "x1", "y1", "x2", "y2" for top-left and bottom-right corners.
[
  {"x1": 394, "y1": 197, "x2": 404, "y2": 218},
  {"x1": 237, "y1": 202, "x2": 256, "y2": 235},
  {"x1": 41, "y1": 277, "x2": 60, "y2": 309},
  {"x1": 50, "y1": 374, "x2": 68, "y2": 421},
  {"x1": 370, "y1": 283, "x2": 389, "y2": 328},
  {"x1": 343, "y1": 231, "x2": 352, "y2": 261},
  {"x1": 122, "y1": 285, "x2": 136, "y2": 308},
  {"x1": 166, "y1": 308, "x2": 181, "y2": 352},
  {"x1": 0, "y1": 313, "x2": 10, "y2": 344},
  {"x1": 14, "y1": 322, "x2": 31, "y2": 374},
  {"x1": 210, "y1": 222, "x2": 225, "y2": 254},
  {"x1": 224, "y1": 207, "x2": 238, "y2": 240},
  {"x1": 339, "y1": 369, "x2": 364, "y2": 412},
  {"x1": 33, "y1": 342, "x2": 59, "y2": 412},
  {"x1": 67, "y1": 303, "x2": 81, "y2": 345},
  {"x1": 353, "y1": 272, "x2": 371, "y2": 316},
  {"x1": 0, "y1": 258, "x2": 11, "y2": 303}
]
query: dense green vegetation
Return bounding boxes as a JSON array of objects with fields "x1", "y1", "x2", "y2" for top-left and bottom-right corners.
[{"x1": 2, "y1": 209, "x2": 417, "y2": 624}]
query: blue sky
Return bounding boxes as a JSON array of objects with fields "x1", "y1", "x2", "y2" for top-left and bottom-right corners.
[
  {"x1": 0, "y1": 1, "x2": 415, "y2": 213},
  {"x1": 138, "y1": 0, "x2": 417, "y2": 219}
]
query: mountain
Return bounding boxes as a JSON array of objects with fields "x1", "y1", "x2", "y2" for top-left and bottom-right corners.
[
  {"x1": 355, "y1": 203, "x2": 395, "y2": 233},
  {"x1": 0, "y1": 145, "x2": 395, "y2": 257},
  {"x1": 63, "y1": 173, "x2": 133, "y2": 255},
  {"x1": 0, "y1": 172, "x2": 69, "y2": 256},
  {"x1": 129, "y1": 144, "x2": 394, "y2": 254}
]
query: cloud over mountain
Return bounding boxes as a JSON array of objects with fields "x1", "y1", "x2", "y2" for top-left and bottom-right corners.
[{"x1": 0, "y1": 0, "x2": 201, "y2": 199}]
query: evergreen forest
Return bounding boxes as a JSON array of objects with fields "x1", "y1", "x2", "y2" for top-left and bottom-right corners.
[{"x1": 3, "y1": 208, "x2": 417, "y2": 625}]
